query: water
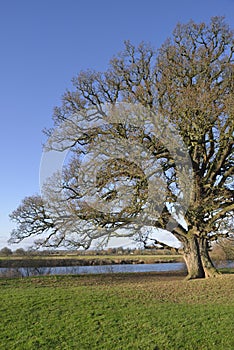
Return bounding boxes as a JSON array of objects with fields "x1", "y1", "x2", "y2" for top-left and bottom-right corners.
[
  {"x1": 0, "y1": 261, "x2": 233, "y2": 278},
  {"x1": 48, "y1": 262, "x2": 186, "y2": 275},
  {"x1": 0, "y1": 262, "x2": 186, "y2": 277}
]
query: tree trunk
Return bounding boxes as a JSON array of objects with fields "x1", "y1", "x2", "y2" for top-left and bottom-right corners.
[
  {"x1": 182, "y1": 235, "x2": 220, "y2": 279},
  {"x1": 199, "y1": 237, "x2": 220, "y2": 278},
  {"x1": 183, "y1": 235, "x2": 205, "y2": 279}
]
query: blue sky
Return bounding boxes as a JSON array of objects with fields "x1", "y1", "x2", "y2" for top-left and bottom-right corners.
[{"x1": 1, "y1": 0, "x2": 234, "y2": 249}]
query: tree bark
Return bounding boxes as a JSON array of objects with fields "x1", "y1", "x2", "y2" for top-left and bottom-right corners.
[
  {"x1": 183, "y1": 235, "x2": 220, "y2": 279},
  {"x1": 183, "y1": 235, "x2": 205, "y2": 279},
  {"x1": 199, "y1": 237, "x2": 220, "y2": 278}
]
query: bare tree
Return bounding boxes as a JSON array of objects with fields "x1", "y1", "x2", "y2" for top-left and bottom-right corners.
[
  {"x1": 214, "y1": 237, "x2": 234, "y2": 260},
  {"x1": 10, "y1": 17, "x2": 233, "y2": 279}
]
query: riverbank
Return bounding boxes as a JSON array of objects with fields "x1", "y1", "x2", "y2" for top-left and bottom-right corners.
[{"x1": 0, "y1": 254, "x2": 183, "y2": 268}]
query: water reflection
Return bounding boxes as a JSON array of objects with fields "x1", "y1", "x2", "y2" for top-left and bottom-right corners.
[
  {"x1": 0, "y1": 261, "x2": 233, "y2": 278},
  {"x1": 0, "y1": 262, "x2": 186, "y2": 277}
]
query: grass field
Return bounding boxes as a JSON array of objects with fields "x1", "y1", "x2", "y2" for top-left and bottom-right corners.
[
  {"x1": 0, "y1": 271, "x2": 233, "y2": 350},
  {"x1": 0, "y1": 254, "x2": 182, "y2": 260},
  {"x1": 0, "y1": 254, "x2": 183, "y2": 263}
]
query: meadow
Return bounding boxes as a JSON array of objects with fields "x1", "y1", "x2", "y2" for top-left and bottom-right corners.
[{"x1": 0, "y1": 271, "x2": 233, "y2": 350}]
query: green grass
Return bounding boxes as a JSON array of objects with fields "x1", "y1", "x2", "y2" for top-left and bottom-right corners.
[
  {"x1": 0, "y1": 254, "x2": 182, "y2": 261},
  {"x1": 0, "y1": 273, "x2": 233, "y2": 350}
]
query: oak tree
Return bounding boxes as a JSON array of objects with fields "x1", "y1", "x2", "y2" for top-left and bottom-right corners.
[{"x1": 10, "y1": 17, "x2": 233, "y2": 279}]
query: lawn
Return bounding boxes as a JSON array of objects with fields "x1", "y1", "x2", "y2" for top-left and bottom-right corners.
[{"x1": 0, "y1": 272, "x2": 233, "y2": 350}]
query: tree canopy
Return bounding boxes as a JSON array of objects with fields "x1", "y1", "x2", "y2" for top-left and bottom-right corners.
[{"x1": 10, "y1": 17, "x2": 234, "y2": 279}]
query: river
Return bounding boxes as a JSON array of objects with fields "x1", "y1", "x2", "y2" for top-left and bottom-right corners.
[{"x1": 0, "y1": 260, "x2": 233, "y2": 278}]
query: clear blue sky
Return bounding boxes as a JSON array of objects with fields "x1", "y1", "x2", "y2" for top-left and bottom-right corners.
[{"x1": 1, "y1": 0, "x2": 234, "y2": 249}]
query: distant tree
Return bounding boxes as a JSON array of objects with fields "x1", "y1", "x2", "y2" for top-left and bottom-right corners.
[
  {"x1": 107, "y1": 247, "x2": 116, "y2": 255},
  {"x1": 14, "y1": 248, "x2": 26, "y2": 256},
  {"x1": 215, "y1": 237, "x2": 234, "y2": 260},
  {"x1": 10, "y1": 17, "x2": 233, "y2": 279},
  {"x1": 0, "y1": 247, "x2": 13, "y2": 256}
]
